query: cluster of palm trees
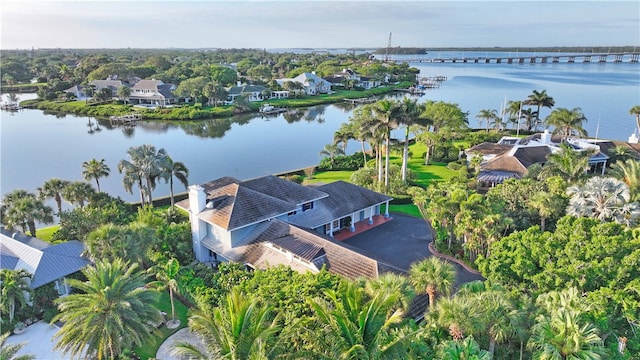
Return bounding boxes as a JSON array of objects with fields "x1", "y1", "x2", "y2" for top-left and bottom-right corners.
[{"x1": 118, "y1": 144, "x2": 189, "y2": 207}]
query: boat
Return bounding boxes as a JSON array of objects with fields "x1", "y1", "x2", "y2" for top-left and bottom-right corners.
[{"x1": 259, "y1": 104, "x2": 286, "y2": 115}]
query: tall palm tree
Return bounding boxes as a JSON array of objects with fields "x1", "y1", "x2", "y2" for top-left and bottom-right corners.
[
  {"x1": 505, "y1": 100, "x2": 523, "y2": 130},
  {"x1": 173, "y1": 288, "x2": 281, "y2": 360},
  {"x1": 529, "y1": 191, "x2": 565, "y2": 232},
  {"x1": 61, "y1": 181, "x2": 95, "y2": 208},
  {"x1": 409, "y1": 257, "x2": 456, "y2": 310},
  {"x1": 0, "y1": 269, "x2": 33, "y2": 324},
  {"x1": 333, "y1": 123, "x2": 354, "y2": 155},
  {"x1": 398, "y1": 98, "x2": 428, "y2": 182},
  {"x1": 53, "y1": 258, "x2": 161, "y2": 360},
  {"x1": 153, "y1": 258, "x2": 181, "y2": 327},
  {"x1": 567, "y1": 176, "x2": 640, "y2": 226},
  {"x1": 520, "y1": 108, "x2": 538, "y2": 132},
  {"x1": 609, "y1": 159, "x2": 640, "y2": 201},
  {"x1": 117, "y1": 86, "x2": 131, "y2": 104},
  {"x1": 82, "y1": 158, "x2": 110, "y2": 193},
  {"x1": 524, "y1": 89, "x2": 555, "y2": 131},
  {"x1": 37, "y1": 178, "x2": 69, "y2": 215},
  {"x1": 630, "y1": 105, "x2": 640, "y2": 134},
  {"x1": 118, "y1": 145, "x2": 168, "y2": 205},
  {"x1": 308, "y1": 282, "x2": 408, "y2": 359},
  {"x1": 475, "y1": 109, "x2": 498, "y2": 133},
  {"x1": 348, "y1": 104, "x2": 376, "y2": 167},
  {"x1": 370, "y1": 99, "x2": 401, "y2": 189},
  {"x1": 1, "y1": 190, "x2": 54, "y2": 237},
  {"x1": 0, "y1": 332, "x2": 35, "y2": 360},
  {"x1": 159, "y1": 156, "x2": 189, "y2": 207},
  {"x1": 539, "y1": 144, "x2": 594, "y2": 183},
  {"x1": 545, "y1": 107, "x2": 588, "y2": 141}
]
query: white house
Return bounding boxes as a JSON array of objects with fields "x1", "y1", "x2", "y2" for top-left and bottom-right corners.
[
  {"x1": 226, "y1": 84, "x2": 270, "y2": 103},
  {"x1": 129, "y1": 79, "x2": 177, "y2": 106},
  {"x1": 176, "y1": 175, "x2": 394, "y2": 279},
  {"x1": 276, "y1": 72, "x2": 332, "y2": 95}
]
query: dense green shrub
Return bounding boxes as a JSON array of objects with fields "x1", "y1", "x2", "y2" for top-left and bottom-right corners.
[
  {"x1": 318, "y1": 152, "x2": 370, "y2": 171},
  {"x1": 432, "y1": 142, "x2": 460, "y2": 163}
]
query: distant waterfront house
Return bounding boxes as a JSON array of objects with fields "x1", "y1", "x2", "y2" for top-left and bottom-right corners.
[
  {"x1": 226, "y1": 84, "x2": 270, "y2": 103},
  {"x1": 129, "y1": 79, "x2": 177, "y2": 106},
  {"x1": 63, "y1": 85, "x2": 87, "y2": 100},
  {"x1": 468, "y1": 130, "x2": 636, "y2": 188},
  {"x1": 326, "y1": 68, "x2": 382, "y2": 90},
  {"x1": 90, "y1": 79, "x2": 129, "y2": 95},
  {"x1": 176, "y1": 175, "x2": 394, "y2": 279},
  {"x1": 0, "y1": 227, "x2": 90, "y2": 296},
  {"x1": 276, "y1": 72, "x2": 332, "y2": 95}
]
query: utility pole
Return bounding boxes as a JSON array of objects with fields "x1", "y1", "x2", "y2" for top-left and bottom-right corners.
[{"x1": 384, "y1": 32, "x2": 392, "y2": 62}]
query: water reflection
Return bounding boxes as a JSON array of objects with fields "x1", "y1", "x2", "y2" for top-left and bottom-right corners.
[{"x1": 178, "y1": 118, "x2": 233, "y2": 139}]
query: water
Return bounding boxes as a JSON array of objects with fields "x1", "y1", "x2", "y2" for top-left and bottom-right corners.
[{"x1": 1, "y1": 52, "x2": 639, "y2": 206}]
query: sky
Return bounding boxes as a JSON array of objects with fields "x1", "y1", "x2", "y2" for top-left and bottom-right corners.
[{"x1": 1, "y1": 1, "x2": 639, "y2": 49}]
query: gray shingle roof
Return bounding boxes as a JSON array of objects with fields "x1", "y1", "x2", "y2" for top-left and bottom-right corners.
[
  {"x1": 288, "y1": 181, "x2": 392, "y2": 228},
  {"x1": 227, "y1": 85, "x2": 269, "y2": 95},
  {"x1": 242, "y1": 175, "x2": 328, "y2": 205},
  {"x1": 0, "y1": 228, "x2": 90, "y2": 288}
]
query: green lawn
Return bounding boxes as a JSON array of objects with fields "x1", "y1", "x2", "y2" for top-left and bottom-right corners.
[
  {"x1": 383, "y1": 204, "x2": 422, "y2": 218},
  {"x1": 35, "y1": 225, "x2": 59, "y2": 242},
  {"x1": 305, "y1": 170, "x2": 353, "y2": 183},
  {"x1": 134, "y1": 290, "x2": 191, "y2": 360}
]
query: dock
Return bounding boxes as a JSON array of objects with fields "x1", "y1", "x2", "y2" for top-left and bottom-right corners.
[
  {"x1": 343, "y1": 97, "x2": 377, "y2": 105},
  {"x1": 259, "y1": 104, "x2": 287, "y2": 115},
  {"x1": 109, "y1": 113, "x2": 142, "y2": 126},
  {"x1": 1, "y1": 103, "x2": 20, "y2": 111}
]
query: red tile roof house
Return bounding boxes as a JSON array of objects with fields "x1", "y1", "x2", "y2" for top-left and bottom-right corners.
[{"x1": 176, "y1": 175, "x2": 398, "y2": 279}]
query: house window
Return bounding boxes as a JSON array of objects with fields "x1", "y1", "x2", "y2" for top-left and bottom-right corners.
[
  {"x1": 288, "y1": 210, "x2": 297, "y2": 216},
  {"x1": 302, "y1": 202, "x2": 313, "y2": 211}
]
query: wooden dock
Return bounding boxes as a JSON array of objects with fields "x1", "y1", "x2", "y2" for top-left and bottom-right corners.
[
  {"x1": 1, "y1": 103, "x2": 20, "y2": 111},
  {"x1": 109, "y1": 113, "x2": 142, "y2": 126},
  {"x1": 343, "y1": 97, "x2": 377, "y2": 105}
]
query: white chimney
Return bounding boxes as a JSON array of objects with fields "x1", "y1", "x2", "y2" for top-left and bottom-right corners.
[
  {"x1": 237, "y1": 81, "x2": 242, "y2": 87},
  {"x1": 189, "y1": 185, "x2": 206, "y2": 215},
  {"x1": 541, "y1": 129, "x2": 551, "y2": 145},
  {"x1": 629, "y1": 132, "x2": 639, "y2": 144}
]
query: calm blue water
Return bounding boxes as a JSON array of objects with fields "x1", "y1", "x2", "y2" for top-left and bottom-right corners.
[{"x1": 1, "y1": 52, "x2": 639, "y2": 207}]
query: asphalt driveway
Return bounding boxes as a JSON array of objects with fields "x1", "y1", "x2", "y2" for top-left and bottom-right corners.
[{"x1": 343, "y1": 213, "x2": 483, "y2": 287}]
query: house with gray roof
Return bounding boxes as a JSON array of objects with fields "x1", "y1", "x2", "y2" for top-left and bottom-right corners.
[
  {"x1": 129, "y1": 79, "x2": 177, "y2": 106},
  {"x1": 176, "y1": 175, "x2": 394, "y2": 279},
  {"x1": 226, "y1": 84, "x2": 270, "y2": 103},
  {"x1": 0, "y1": 227, "x2": 90, "y2": 295},
  {"x1": 276, "y1": 72, "x2": 332, "y2": 95}
]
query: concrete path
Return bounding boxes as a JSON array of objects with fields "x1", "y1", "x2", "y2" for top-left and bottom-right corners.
[
  {"x1": 5, "y1": 321, "x2": 71, "y2": 359},
  {"x1": 156, "y1": 327, "x2": 206, "y2": 360}
]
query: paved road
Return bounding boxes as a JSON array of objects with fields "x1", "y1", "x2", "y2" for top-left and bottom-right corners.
[{"x1": 343, "y1": 213, "x2": 483, "y2": 287}]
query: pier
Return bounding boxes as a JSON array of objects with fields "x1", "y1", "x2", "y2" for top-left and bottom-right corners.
[
  {"x1": 343, "y1": 97, "x2": 378, "y2": 105},
  {"x1": 259, "y1": 104, "x2": 287, "y2": 115},
  {"x1": 397, "y1": 52, "x2": 640, "y2": 64},
  {"x1": 1, "y1": 103, "x2": 21, "y2": 111},
  {"x1": 109, "y1": 113, "x2": 142, "y2": 126}
]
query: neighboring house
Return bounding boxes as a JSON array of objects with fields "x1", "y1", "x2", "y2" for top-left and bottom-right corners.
[
  {"x1": 0, "y1": 227, "x2": 90, "y2": 296},
  {"x1": 89, "y1": 79, "x2": 130, "y2": 99},
  {"x1": 129, "y1": 79, "x2": 177, "y2": 106},
  {"x1": 176, "y1": 175, "x2": 394, "y2": 279},
  {"x1": 63, "y1": 85, "x2": 87, "y2": 100},
  {"x1": 226, "y1": 84, "x2": 270, "y2": 103},
  {"x1": 469, "y1": 130, "x2": 626, "y2": 188},
  {"x1": 276, "y1": 72, "x2": 332, "y2": 95}
]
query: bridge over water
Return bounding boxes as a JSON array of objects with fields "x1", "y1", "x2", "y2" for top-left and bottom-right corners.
[{"x1": 400, "y1": 52, "x2": 640, "y2": 64}]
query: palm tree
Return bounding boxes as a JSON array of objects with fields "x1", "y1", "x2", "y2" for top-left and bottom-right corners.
[
  {"x1": 409, "y1": 257, "x2": 456, "y2": 310},
  {"x1": 630, "y1": 105, "x2": 640, "y2": 134},
  {"x1": 0, "y1": 332, "x2": 35, "y2": 360},
  {"x1": 62, "y1": 181, "x2": 95, "y2": 208},
  {"x1": 505, "y1": 100, "x2": 523, "y2": 130},
  {"x1": 118, "y1": 145, "x2": 168, "y2": 206},
  {"x1": 438, "y1": 336, "x2": 491, "y2": 360},
  {"x1": 364, "y1": 272, "x2": 416, "y2": 312},
  {"x1": 398, "y1": 98, "x2": 428, "y2": 182},
  {"x1": 609, "y1": 159, "x2": 640, "y2": 201},
  {"x1": 333, "y1": 123, "x2": 354, "y2": 155},
  {"x1": 520, "y1": 108, "x2": 538, "y2": 132},
  {"x1": 0, "y1": 269, "x2": 33, "y2": 324},
  {"x1": 53, "y1": 258, "x2": 161, "y2": 360},
  {"x1": 524, "y1": 89, "x2": 555, "y2": 131},
  {"x1": 37, "y1": 178, "x2": 69, "y2": 215},
  {"x1": 154, "y1": 258, "x2": 181, "y2": 327},
  {"x1": 477, "y1": 290, "x2": 523, "y2": 357},
  {"x1": 567, "y1": 176, "x2": 640, "y2": 226},
  {"x1": 85, "y1": 223, "x2": 152, "y2": 264},
  {"x1": 1, "y1": 190, "x2": 54, "y2": 237},
  {"x1": 370, "y1": 99, "x2": 401, "y2": 189},
  {"x1": 476, "y1": 109, "x2": 498, "y2": 133},
  {"x1": 117, "y1": 86, "x2": 131, "y2": 103},
  {"x1": 82, "y1": 158, "x2": 110, "y2": 193},
  {"x1": 545, "y1": 107, "x2": 588, "y2": 141},
  {"x1": 539, "y1": 144, "x2": 594, "y2": 183},
  {"x1": 308, "y1": 282, "x2": 408, "y2": 359},
  {"x1": 173, "y1": 288, "x2": 280, "y2": 360},
  {"x1": 348, "y1": 105, "x2": 376, "y2": 167},
  {"x1": 529, "y1": 191, "x2": 565, "y2": 232},
  {"x1": 159, "y1": 156, "x2": 189, "y2": 207},
  {"x1": 319, "y1": 143, "x2": 344, "y2": 170}
]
